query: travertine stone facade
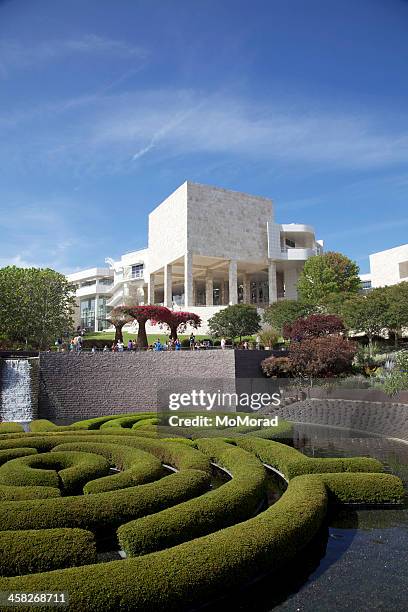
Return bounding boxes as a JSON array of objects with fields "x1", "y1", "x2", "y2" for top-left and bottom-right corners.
[{"x1": 68, "y1": 181, "x2": 323, "y2": 334}]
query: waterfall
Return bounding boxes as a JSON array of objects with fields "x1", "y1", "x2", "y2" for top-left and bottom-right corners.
[{"x1": 0, "y1": 359, "x2": 34, "y2": 422}]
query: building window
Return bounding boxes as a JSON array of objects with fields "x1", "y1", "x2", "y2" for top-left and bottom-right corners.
[
  {"x1": 399, "y1": 261, "x2": 408, "y2": 279},
  {"x1": 80, "y1": 280, "x2": 96, "y2": 288},
  {"x1": 360, "y1": 280, "x2": 372, "y2": 292},
  {"x1": 285, "y1": 238, "x2": 296, "y2": 249},
  {"x1": 99, "y1": 277, "x2": 113, "y2": 286},
  {"x1": 80, "y1": 298, "x2": 95, "y2": 330},
  {"x1": 131, "y1": 264, "x2": 144, "y2": 279}
]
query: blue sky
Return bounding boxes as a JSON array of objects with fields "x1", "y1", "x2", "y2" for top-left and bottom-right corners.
[{"x1": 1, "y1": 0, "x2": 407, "y2": 274}]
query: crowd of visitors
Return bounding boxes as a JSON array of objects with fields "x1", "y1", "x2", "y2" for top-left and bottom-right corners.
[{"x1": 53, "y1": 332, "x2": 259, "y2": 353}]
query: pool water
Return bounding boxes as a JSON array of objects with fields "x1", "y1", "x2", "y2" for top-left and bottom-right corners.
[{"x1": 210, "y1": 424, "x2": 408, "y2": 612}]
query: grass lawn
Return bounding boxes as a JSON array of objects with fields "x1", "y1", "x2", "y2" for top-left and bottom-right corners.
[{"x1": 84, "y1": 331, "x2": 210, "y2": 344}]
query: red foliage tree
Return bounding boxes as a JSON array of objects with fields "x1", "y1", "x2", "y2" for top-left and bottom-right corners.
[
  {"x1": 107, "y1": 306, "x2": 133, "y2": 343},
  {"x1": 284, "y1": 314, "x2": 344, "y2": 341},
  {"x1": 124, "y1": 305, "x2": 171, "y2": 348},
  {"x1": 289, "y1": 336, "x2": 357, "y2": 377},
  {"x1": 160, "y1": 311, "x2": 202, "y2": 340}
]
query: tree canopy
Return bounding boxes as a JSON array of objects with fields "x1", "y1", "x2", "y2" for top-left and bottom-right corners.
[
  {"x1": 297, "y1": 251, "x2": 361, "y2": 306},
  {"x1": 284, "y1": 314, "x2": 344, "y2": 341},
  {"x1": 208, "y1": 304, "x2": 261, "y2": 342},
  {"x1": 107, "y1": 307, "x2": 133, "y2": 343},
  {"x1": 262, "y1": 300, "x2": 313, "y2": 334},
  {"x1": 341, "y1": 289, "x2": 390, "y2": 355},
  {"x1": 0, "y1": 266, "x2": 75, "y2": 349}
]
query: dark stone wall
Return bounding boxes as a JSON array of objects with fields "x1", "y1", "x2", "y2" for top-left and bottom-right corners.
[
  {"x1": 39, "y1": 351, "x2": 237, "y2": 421},
  {"x1": 276, "y1": 398, "x2": 408, "y2": 442}
]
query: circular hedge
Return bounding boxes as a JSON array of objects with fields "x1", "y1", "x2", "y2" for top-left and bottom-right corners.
[{"x1": 0, "y1": 413, "x2": 403, "y2": 611}]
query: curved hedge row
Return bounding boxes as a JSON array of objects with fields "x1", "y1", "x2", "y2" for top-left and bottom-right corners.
[
  {"x1": 52, "y1": 442, "x2": 164, "y2": 494},
  {"x1": 118, "y1": 438, "x2": 267, "y2": 556},
  {"x1": 0, "y1": 451, "x2": 111, "y2": 494},
  {"x1": 0, "y1": 469, "x2": 210, "y2": 531},
  {"x1": 0, "y1": 412, "x2": 403, "y2": 611},
  {"x1": 0, "y1": 528, "x2": 96, "y2": 577},
  {"x1": 0, "y1": 475, "x2": 328, "y2": 611}
]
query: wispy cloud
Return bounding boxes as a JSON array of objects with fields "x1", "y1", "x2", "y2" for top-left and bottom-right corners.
[
  {"x1": 89, "y1": 91, "x2": 408, "y2": 171},
  {"x1": 2, "y1": 89, "x2": 408, "y2": 177},
  {"x1": 0, "y1": 34, "x2": 146, "y2": 76}
]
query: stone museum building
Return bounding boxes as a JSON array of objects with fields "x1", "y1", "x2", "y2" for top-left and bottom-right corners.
[{"x1": 67, "y1": 182, "x2": 323, "y2": 333}]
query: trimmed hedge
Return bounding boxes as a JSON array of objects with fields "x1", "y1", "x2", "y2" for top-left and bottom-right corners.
[
  {"x1": 0, "y1": 451, "x2": 110, "y2": 494},
  {"x1": 0, "y1": 528, "x2": 96, "y2": 577},
  {"x1": 0, "y1": 447, "x2": 37, "y2": 466},
  {"x1": 236, "y1": 437, "x2": 383, "y2": 480},
  {"x1": 100, "y1": 414, "x2": 154, "y2": 429},
  {"x1": 118, "y1": 438, "x2": 267, "y2": 556},
  {"x1": 52, "y1": 442, "x2": 164, "y2": 494},
  {"x1": 0, "y1": 469, "x2": 210, "y2": 531},
  {"x1": 0, "y1": 423, "x2": 24, "y2": 434},
  {"x1": 0, "y1": 434, "x2": 212, "y2": 473},
  {"x1": 0, "y1": 476, "x2": 328, "y2": 611},
  {"x1": 312, "y1": 472, "x2": 405, "y2": 504},
  {"x1": 0, "y1": 485, "x2": 61, "y2": 501}
]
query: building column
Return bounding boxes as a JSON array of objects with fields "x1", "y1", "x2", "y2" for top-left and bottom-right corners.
[
  {"x1": 184, "y1": 251, "x2": 193, "y2": 308},
  {"x1": 229, "y1": 260, "x2": 238, "y2": 305},
  {"x1": 94, "y1": 295, "x2": 98, "y2": 331},
  {"x1": 242, "y1": 273, "x2": 251, "y2": 304},
  {"x1": 192, "y1": 281, "x2": 197, "y2": 306},
  {"x1": 284, "y1": 267, "x2": 298, "y2": 300},
  {"x1": 164, "y1": 264, "x2": 172, "y2": 308},
  {"x1": 205, "y1": 271, "x2": 214, "y2": 306},
  {"x1": 148, "y1": 273, "x2": 155, "y2": 304},
  {"x1": 268, "y1": 260, "x2": 277, "y2": 304}
]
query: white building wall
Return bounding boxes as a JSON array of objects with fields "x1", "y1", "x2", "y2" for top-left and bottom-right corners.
[
  {"x1": 148, "y1": 182, "x2": 188, "y2": 273},
  {"x1": 369, "y1": 244, "x2": 408, "y2": 287}
]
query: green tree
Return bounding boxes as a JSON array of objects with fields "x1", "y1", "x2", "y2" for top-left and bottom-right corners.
[
  {"x1": 107, "y1": 306, "x2": 133, "y2": 343},
  {"x1": 383, "y1": 283, "x2": 408, "y2": 348},
  {"x1": 208, "y1": 304, "x2": 261, "y2": 343},
  {"x1": 0, "y1": 266, "x2": 75, "y2": 349},
  {"x1": 341, "y1": 288, "x2": 389, "y2": 356},
  {"x1": 262, "y1": 300, "x2": 313, "y2": 335},
  {"x1": 297, "y1": 251, "x2": 361, "y2": 306}
]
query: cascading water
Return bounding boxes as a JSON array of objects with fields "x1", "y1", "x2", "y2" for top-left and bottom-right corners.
[{"x1": 0, "y1": 359, "x2": 33, "y2": 422}]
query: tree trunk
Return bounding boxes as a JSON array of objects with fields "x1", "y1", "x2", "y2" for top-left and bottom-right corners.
[
  {"x1": 114, "y1": 324, "x2": 124, "y2": 343},
  {"x1": 368, "y1": 334, "x2": 373, "y2": 358},
  {"x1": 137, "y1": 321, "x2": 148, "y2": 348},
  {"x1": 170, "y1": 325, "x2": 178, "y2": 340},
  {"x1": 394, "y1": 330, "x2": 399, "y2": 349}
]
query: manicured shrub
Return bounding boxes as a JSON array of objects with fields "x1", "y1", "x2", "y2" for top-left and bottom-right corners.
[
  {"x1": 0, "y1": 528, "x2": 96, "y2": 577},
  {"x1": 0, "y1": 447, "x2": 37, "y2": 466},
  {"x1": 0, "y1": 476, "x2": 328, "y2": 611},
  {"x1": 0, "y1": 422, "x2": 24, "y2": 434},
  {"x1": 236, "y1": 437, "x2": 383, "y2": 480},
  {"x1": 118, "y1": 439, "x2": 267, "y2": 556},
  {"x1": 311, "y1": 472, "x2": 405, "y2": 504},
  {"x1": 53, "y1": 442, "x2": 164, "y2": 494},
  {"x1": 0, "y1": 469, "x2": 210, "y2": 531},
  {"x1": 100, "y1": 414, "x2": 154, "y2": 429},
  {"x1": 284, "y1": 314, "x2": 344, "y2": 341},
  {"x1": 0, "y1": 451, "x2": 110, "y2": 494},
  {"x1": 0, "y1": 485, "x2": 61, "y2": 501}
]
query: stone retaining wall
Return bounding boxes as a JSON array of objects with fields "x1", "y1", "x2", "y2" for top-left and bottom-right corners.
[
  {"x1": 39, "y1": 350, "x2": 245, "y2": 421},
  {"x1": 276, "y1": 398, "x2": 408, "y2": 442}
]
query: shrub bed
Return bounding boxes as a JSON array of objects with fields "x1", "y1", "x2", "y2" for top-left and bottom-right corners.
[
  {"x1": 0, "y1": 476, "x2": 328, "y2": 611},
  {"x1": 52, "y1": 442, "x2": 164, "y2": 494},
  {"x1": 0, "y1": 423, "x2": 24, "y2": 434},
  {"x1": 0, "y1": 528, "x2": 96, "y2": 577},
  {"x1": 118, "y1": 439, "x2": 267, "y2": 556}
]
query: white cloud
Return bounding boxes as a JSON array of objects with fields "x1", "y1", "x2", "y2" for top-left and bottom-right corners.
[
  {"x1": 89, "y1": 91, "x2": 408, "y2": 171},
  {"x1": 0, "y1": 35, "x2": 146, "y2": 76}
]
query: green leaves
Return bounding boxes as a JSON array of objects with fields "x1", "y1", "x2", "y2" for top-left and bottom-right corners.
[
  {"x1": 208, "y1": 304, "x2": 261, "y2": 341},
  {"x1": 297, "y1": 251, "x2": 361, "y2": 305},
  {"x1": 0, "y1": 266, "x2": 75, "y2": 349}
]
